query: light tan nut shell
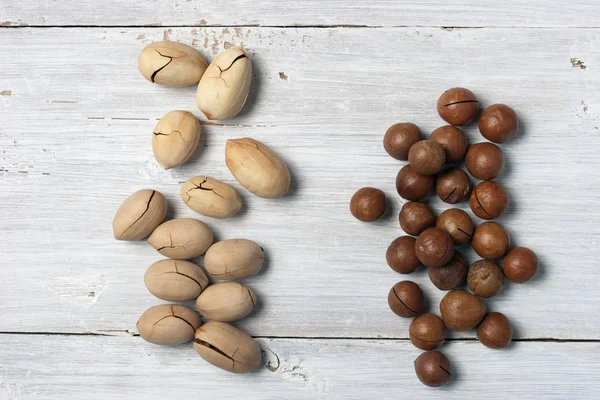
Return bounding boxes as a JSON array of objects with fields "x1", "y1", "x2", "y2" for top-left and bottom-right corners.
[
  {"x1": 148, "y1": 218, "x2": 213, "y2": 259},
  {"x1": 153, "y1": 111, "x2": 200, "y2": 170},
  {"x1": 137, "y1": 304, "x2": 201, "y2": 345},
  {"x1": 225, "y1": 138, "x2": 291, "y2": 198},
  {"x1": 138, "y1": 41, "x2": 208, "y2": 87},
  {"x1": 144, "y1": 259, "x2": 209, "y2": 302},
  {"x1": 181, "y1": 176, "x2": 242, "y2": 218},
  {"x1": 113, "y1": 189, "x2": 167, "y2": 241},
  {"x1": 196, "y1": 282, "x2": 256, "y2": 322},
  {"x1": 204, "y1": 239, "x2": 264, "y2": 280},
  {"x1": 193, "y1": 322, "x2": 261, "y2": 373},
  {"x1": 196, "y1": 46, "x2": 252, "y2": 120}
]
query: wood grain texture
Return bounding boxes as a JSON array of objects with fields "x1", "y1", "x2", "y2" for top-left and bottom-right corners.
[
  {"x1": 1, "y1": 335, "x2": 599, "y2": 399},
  {"x1": 2, "y1": 1, "x2": 600, "y2": 27},
  {"x1": 1, "y1": 27, "x2": 599, "y2": 340}
]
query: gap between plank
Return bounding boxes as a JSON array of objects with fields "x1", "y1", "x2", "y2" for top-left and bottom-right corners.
[
  {"x1": 2, "y1": 25, "x2": 600, "y2": 29},
  {"x1": 0, "y1": 332, "x2": 598, "y2": 343}
]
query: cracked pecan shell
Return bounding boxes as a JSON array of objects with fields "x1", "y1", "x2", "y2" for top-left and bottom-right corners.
[
  {"x1": 181, "y1": 176, "x2": 242, "y2": 218},
  {"x1": 148, "y1": 218, "x2": 213, "y2": 259},
  {"x1": 112, "y1": 189, "x2": 167, "y2": 241},
  {"x1": 204, "y1": 239, "x2": 264, "y2": 280},
  {"x1": 153, "y1": 110, "x2": 200, "y2": 170},
  {"x1": 138, "y1": 41, "x2": 208, "y2": 87}
]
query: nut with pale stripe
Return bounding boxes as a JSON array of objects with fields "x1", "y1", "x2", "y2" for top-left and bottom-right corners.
[
  {"x1": 196, "y1": 46, "x2": 252, "y2": 120},
  {"x1": 144, "y1": 259, "x2": 209, "y2": 302},
  {"x1": 196, "y1": 282, "x2": 257, "y2": 322},
  {"x1": 226, "y1": 138, "x2": 291, "y2": 198},
  {"x1": 153, "y1": 110, "x2": 200, "y2": 170},
  {"x1": 181, "y1": 176, "x2": 242, "y2": 218},
  {"x1": 137, "y1": 304, "x2": 201, "y2": 345},
  {"x1": 112, "y1": 189, "x2": 167, "y2": 241},
  {"x1": 193, "y1": 322, "x2": 261, "y2": 373},
  {"x1": 138, "y1": 41, "x2": 208, "y2": 87},
  {"x1": 204, "y1": 239, "x2": 264, "y2": 280},
  {"x1": 148, "y1": 218, "x2": 213, "y2": 259}
]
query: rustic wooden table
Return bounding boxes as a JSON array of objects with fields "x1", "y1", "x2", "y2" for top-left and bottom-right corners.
[{"x1": 1, "y1": 1, "x2": 600, "y2": 398}]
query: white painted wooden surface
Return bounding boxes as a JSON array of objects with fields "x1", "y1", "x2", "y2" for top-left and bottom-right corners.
[
  {"x1": 1, "y1": 335, "x2": 599, "y2": 399},
  {"x1": 2, "y1": 1, "x2": 600, "y2": 27},
  {"x1": 1, "y1": 3, "x2": 600, "y2": 398}
]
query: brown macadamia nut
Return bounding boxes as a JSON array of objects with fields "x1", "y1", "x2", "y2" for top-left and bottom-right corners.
[
  {"x1": 399, "y1": 201, "x2": 436, "y2": 236},
  {"x1": 467, "y1": 260, "x2": 504, "y2": 298},
  {"x1": 436, "y1": 168, "x2": 472, "y2": 204},
  {"x1": 440, "y1": 289, "x2": 486, "y2": 331},
  {"x1": 409, "y1": 313, "x2": 446, "y2": 350},
  {"x1": 477, "y1": 312, "x2": 513, "y2": 349},
  {"x1": 396, "y1": 165, "x2": 436, "y2": 201},
  {"x1": 408, "y1": 140, "x2": 446, "y2": 175},
  {"x1": 503, "y1": 247, "x2": 539, "y2": 283},
  {"x1": 437, "y1": 87, "x2": 479, "y2": 126},
  {"x1": 469, "y1": 181, "x2": 509, "y2": 220},
  {"x1": 383, "y1": 123, "x2": 423, "y2": 160},
  {"x1": 414, "y1": 351, "x2": 452, "y2": 387},
  {"x1": 386, "y1": 236, "x2": 421, "y2": 274},
  {"x1": 465, "y1": 142, "x2": 505, "y2": 180},
  {"x1": 387, "y1": 281, "x2": 424, "y2": 318},
  {"x1": 350, "y1": 187, "x2": 387, "y2": 222},
  {"x1": 436, "y1": 209, "x2": 474, "y2": 245},
  {"x1": 430, "y1": 125, "x2": 468, "y2": 163},
  {"x1": 428, "y1": 250, "x2": 468, "y2": 290},
  {"x1": 479, "y1": 104, "x2": 518, "y2": 143},
  {"x1": 415, "y1": 228, "x2": 455, "y2": 268},
  {"x1": 472, "y1": 221, "x2": 510, "y2": 260}
]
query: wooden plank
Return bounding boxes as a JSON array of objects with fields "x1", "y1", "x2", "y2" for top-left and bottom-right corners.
[
  {"x1": 2, "y1": 0, "x2": 600, "y2": 28},
  {"x1": 1, "y1": 27, "x2": 599, "y2": 339},
  {"x1": 0, "y1": 335, "x2": 599, "y2": 399}
]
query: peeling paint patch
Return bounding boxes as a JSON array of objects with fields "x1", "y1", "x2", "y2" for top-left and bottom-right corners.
[
  {"x1": 198, "y1": 19, "x2": 208, "y2": 25},
  {"x1": 47, "y1": 100, "x2": 79, "y2": 104},
  {"x1": 46, "y1": 275, "x2": 106, "y2": 306},
  {"x1": 136, "y1": 34, "x2": 146, "y2": 40},
  {"x1": 1, "y1": 90, "x2": 12, "y2": 96},
  {"x1": 279, "y1": 72, "x2": 289, "y2": 81},
  {"x1": 224, "y1": 41, "x2": 235, "y2": 49},
  {"x1": 163, "y1": 28, "x2": 172, "y2": 41},
  {"x1": 570, "y1": 58, "x2": 587, "y2": 70}
]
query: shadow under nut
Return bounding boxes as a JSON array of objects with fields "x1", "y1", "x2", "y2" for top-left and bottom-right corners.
[
  {"x1": 193, "y1": 322, "x2": 261, "y2": 374},
  {"x1": 148, "y1": 218, "x2": 214, "y2": 259}
]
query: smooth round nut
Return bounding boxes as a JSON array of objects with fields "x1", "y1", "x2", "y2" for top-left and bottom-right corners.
[
  {"x1": 181, "y1": 176, "x2": 242, "y2": 219},
  {"x1": 226, "y1": 138, "x2": 290, "y2": 198},
  {"x1": 430, "y1": 125, "x2": 468, "y2": 163},
  {"x1": 196, "y1": 282, "x2": 256, "y2": 322},
  {"x1": 437, "y1": 87, "x2": 479, "y2": 126},
  {"x1": 479, "y1": 104, "x2": 518, "y2": 143},
  {"x1": 408, "y1": 140, "x2": 446, "y2": 175},
  {"x1": 387, "y1": 281, "x2": 424, "y2": 318},
  {"x1": 152, "y1": 110, "x2": 200, "y2": 170},
  {"x1": 112, "y1": 189, "x2": 167, "y2": 241},
  {"x1": 428, "y1": 250, "x2": 468, "y2": 290},
  {"x1": 415, "y1": 228, "x2": 455, "y2": 268},
  {"x1": 383, "y1": 123, "x2": 422, "y2": 160},
  {"x1": 472, "y1": 221, "x2": 510, "y2": 260},
  {"x1": 396, "y1": 165, "x2": 436, "y2": 201},
  {"x1": 144, "y1": 259, "x2": 209, "y2": 302},
  {"x1": 204, "y1": 239, "x2": 264, "y2": 280},
  {"x1": 138, "y1": 41, "x2": 208, "y2": 87},
  {"x1": 399, "y1": 201, "x2": 436, "y2": 236},
  {"x1": 467, "y1": 260, "x2": 504, "y2": 298},
  {"x1": 469, "y1": 181, "x2": 509, "y2": 220},
  {"x1": 436, "y1": 208, "x2": 474, "y2": 245},
  {"x1": 477, "y1": 312, "x2": 513, "y2": 349},
  {"x1": 414, "y1": 351, "x2": 451, "y2": 387},
  {"x1": 436, "y1": 168, "x2": 472, "y2": 204},
  {"x1": 137, "y1": 304, "x2": 201, "y2": 345},
  {"x1": 194, "y1": 322, "x2": 261, "y2": 374},
  {"x1": 350, "y1": 187, "x2": 387, "y2": 222},
  {"x1": 409, "y1": 313, "x2": 446, "y2": 350},
  {"x1": 148, "y1": 218, "x2": 213, "y2": 259},
  {"x1": 386, "y1": 236, "x2": 421, "y2": 274},
  {"x1": 503, "y1": 247, "x2": 539, "y2": 283},
  {"x1": 465, "y1": 142, "x2": 505, "y2": 180},
  {"x1": 439, "y1": 289, "x2": 486, "y2": 331},
  {"x1": 197, "y1": 46, "x2": 252, "y2": 120}
]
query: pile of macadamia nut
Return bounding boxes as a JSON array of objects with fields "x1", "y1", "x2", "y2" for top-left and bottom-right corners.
[
  {"x1": 112, "y1": 40, "x2": 291, "y2": 374},
  {"x1": 350, "y1": 87, "x2": 539, "y2": 387}
]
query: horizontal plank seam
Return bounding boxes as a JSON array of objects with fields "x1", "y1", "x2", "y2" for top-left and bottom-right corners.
[
  {"x1": 0, "y1": 332, "x2": 598, "y2": 342},
  {"x1": 2, "y1": 25, "x2": 600, "y2": 29}
]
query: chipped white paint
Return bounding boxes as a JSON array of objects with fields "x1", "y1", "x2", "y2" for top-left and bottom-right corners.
[{"x1": 45, "y1": 275, "x2": 106, "y2": 306}]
